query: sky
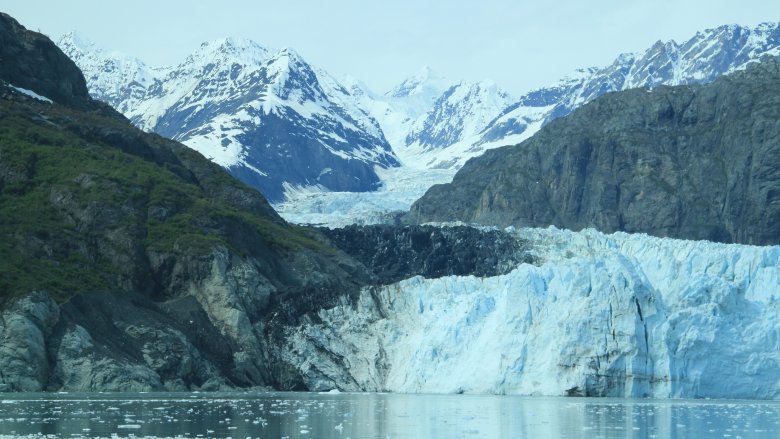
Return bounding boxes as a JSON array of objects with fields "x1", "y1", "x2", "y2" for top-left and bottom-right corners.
[{"x1": 3, "y1": 1, "x2": 780, "y2": 96}]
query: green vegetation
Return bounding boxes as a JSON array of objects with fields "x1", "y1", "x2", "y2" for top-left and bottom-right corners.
[{"x1": 0, "y1": 99, "x2": 329, "y2": 301}]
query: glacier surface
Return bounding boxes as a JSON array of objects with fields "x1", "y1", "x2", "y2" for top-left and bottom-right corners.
[
  {"x1": 284, "y1": 227, "x2": 780, "y2": 399},
  {"x1": 274, "y1": 166, "x2": 456, "y2": 226}
]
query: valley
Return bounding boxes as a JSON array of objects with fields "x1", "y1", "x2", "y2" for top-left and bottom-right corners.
[{"x1": 0, "y1": 9, "x2": 778, "y2": 405}]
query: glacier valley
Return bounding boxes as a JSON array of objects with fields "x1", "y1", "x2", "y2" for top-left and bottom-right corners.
[
  {"x1": 60, "y1": 23, "x2": 780, "y2": 215},
  {"x1": 283, "y1": 226, "x2": 780, "y2": 398},
  {"x1": 274, "y1": 166, "x2": 456, "y2": 226}
]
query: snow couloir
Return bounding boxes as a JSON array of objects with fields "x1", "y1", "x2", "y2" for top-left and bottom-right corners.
[{"x1": 283, "y1": 226, "x2": 780, "y2": 399}]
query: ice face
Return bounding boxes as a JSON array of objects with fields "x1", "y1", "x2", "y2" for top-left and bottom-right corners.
[{"x1": 285, "y1": 227, "x2": 780, "y2": 399}]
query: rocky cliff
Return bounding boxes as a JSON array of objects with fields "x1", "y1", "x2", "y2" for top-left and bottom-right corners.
[
  {"x1": 320, "y1": 225, "x2": 531, "y2": 284},
  {"x1": 0, "y1": 12, "x2": 369, "y2": 392},
  {"x1": 0, "y1": 15, "x2": 92, "y2": 110},
  {"x1": 411, "y1": 58, "x2": 780, "y2": 245}
]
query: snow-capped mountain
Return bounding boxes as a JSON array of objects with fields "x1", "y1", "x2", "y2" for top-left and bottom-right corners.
[
  {"x1": 58, "y1": 33, "x2": 398, "y2": 202},
  {"x1": 341, "y1": 66, "x2": 456, "y2": 153},
  {"x1": 404, "y1": 80, "x2": 512, "y2": 150},
  {"x1": 346, "y1": 68, "x2": 514, "y2": 168},
  {"x1": 475, "y1": 22, "x2": 780, "y2": 158},
  {"x1": 372, "y1": 22, "x2": 780, "y2": 172},
  {"x1": 275, "y1": 21, "x2": 780, "y2": 227},
  {"x1": 399, "y1": 80, "x2": 514, "y2": 168},
  {"x1": 57, "y1": 32, "x2": 166, "y2": 116},
  {"x1": 59, "y1": 22, "x2": 780, "y2": 215}
]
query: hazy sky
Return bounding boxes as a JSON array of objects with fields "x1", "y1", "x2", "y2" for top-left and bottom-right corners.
[{"x1": 4, "y1": 1, "x2": 780, "y2": 95}]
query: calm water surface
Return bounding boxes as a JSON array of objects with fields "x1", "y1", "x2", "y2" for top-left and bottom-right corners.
[{"x1": 0, "y1": 392, "x2": 778, "y2": 438}]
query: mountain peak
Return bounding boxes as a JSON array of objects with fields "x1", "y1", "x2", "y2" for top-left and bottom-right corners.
[
  {"x1": 0, "y1": 13, "x2": 93, "y2": 109},
  {"x1": 414, "y1": 65, "x2": 443, "y2": 81},
  {"x1": 339, "y1": 74, "x2": 367, "y2": 94},
  {"x1": 275, "y1": 46, "x2": 307, "y2": 63},
  {"x1": 474, "y1": 79, "x2": 499, "y2": 90},
  {"x1": 57, "y1": 30, "x2": 98, "y2": 54},
  {"x1": 386, "y1": 66, "x2": 453, "y2": 99},
  {"x1": 188, "y1": 37, "x2": 271, "y2": 66}
]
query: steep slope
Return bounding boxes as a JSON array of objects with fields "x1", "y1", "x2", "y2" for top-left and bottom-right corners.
[
  {"x1": 58, "y1": 33, "x2": 398, "y2": 202},
  {"x1": 56, "y1": 31, "x2": 165, "y2": 115},
  {"x1": 411, "y1": 57, "x2": 780, "y2": 245},
  {"x1": 347, "y1": 69, "x2": 514, "y2": 167},
  {"x1": 0, "y1": 18, "x2": 92, "y2": 110},
  {"x1": 356, "y1": 23, "x2": 780, "y2": 173},
  {"x1": 400, "y1": 80, "x2": 514, "y2": 168},
  {"x1": 0, "y1": 12, "x2": 369, "y2": 391},
  {"x1": 342, "y1": 66, "x2": 456, "y2": 153},
  {"x1": 275, "y1": 22, "x2": 780, "y2": 230}
]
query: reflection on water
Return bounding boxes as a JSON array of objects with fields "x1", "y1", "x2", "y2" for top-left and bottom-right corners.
[{"x1": 0, "y1": 392, "x2": 778, "y2": 438}]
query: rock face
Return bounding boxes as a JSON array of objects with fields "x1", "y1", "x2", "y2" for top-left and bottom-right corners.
[
  {"x1": 412, "y1": 58, "x2": 780, "y2": 245},
  {"x1": 471, "y1": 23, "x2": 780, "y2": 166},
  {"x1": 2, "y1": 12, "x2": 778, "y2": 399},
  {"x1": 283, "y1": 227, "x2": 780, "y2": 399},
  {"x1": 0, "y1": 13, "x2": 92, "y2": 110},
  {"x1": 0, "y1": 292, "x2": 59, "y2": 391},
  {"x1": 320, "y1": 225, "x2": 532, "y2": 284},
  {"x1": 0, "y1": 12, "x2": 368, "y2": 392},
  {"x1": 356, "y1": 23, "x2": 780, "y2": 172}
]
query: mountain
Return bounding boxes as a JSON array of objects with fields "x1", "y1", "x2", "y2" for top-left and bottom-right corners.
[
  {"x1": 346, "y1": 23, "x2": 780, "y2": 174},
  {"x1": 399, "y1": 80, "x2": 514, "y2": 168},
  {"x1": 346, "y1": 68, "x2": 515, "y2": 168},
  {"x1": 58, "y1": 32, "x2": 399, "y2": 202},
  {"x1": 276, "y1": 23, "x2": 780, "y2": 230},
  {"x1": 0, "y1": 12, "x2": 372, "y2": 391},
  {"x1": 341, "y1": 66, "x2": 456, "y2": 153},
  {"x1": 56, "y1": 31, "x2": 166, "y2": 115},
  {"x1": 370, "y1": 22, "x2": 780, "y2": 172},
  {"x1": 474, "y1": 23, "x2": 780, "y2": 157},
  {"x1": 59, "y1": 23, "x2": 780, "y2": 194},
  {"x1": 0, "y1": 18, "x2": 92, "y2": 110},
  {"x1": 3, "y1": 11, "x2": 778, "y2": 400},
  {"x1": 410, "y1": 57, "x2": 780, "y2": 245}
]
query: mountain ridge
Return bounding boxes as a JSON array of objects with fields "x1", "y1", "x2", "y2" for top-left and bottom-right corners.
[
  {"x1": 60, "y1": 22, "x2": 780, "y2": 207},
  {"x1": 410, "y1": 56, "x2": 780, "y2": 245},
  {"x1": 58, "y1": 32, "x2": 399, "y2": 202}
]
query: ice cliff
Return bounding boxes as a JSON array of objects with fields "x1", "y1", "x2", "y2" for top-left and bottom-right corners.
[{"x1": 284, "y1": 227, "x2": 780, "y2": 399}]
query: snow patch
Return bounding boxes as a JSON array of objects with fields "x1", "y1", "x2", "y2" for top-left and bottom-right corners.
[{"x1": 8, "y1": 84, "x2": 53, "y2": 103}]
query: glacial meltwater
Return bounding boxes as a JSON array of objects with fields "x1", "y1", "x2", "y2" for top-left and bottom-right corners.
[{"x1": 1, "y1": 392, "x2": 779, "y2": 438}]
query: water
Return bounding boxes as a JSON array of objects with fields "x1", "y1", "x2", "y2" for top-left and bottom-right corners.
[{"x1": 1, "y1": 392, "x2": 778, "y2": 438}]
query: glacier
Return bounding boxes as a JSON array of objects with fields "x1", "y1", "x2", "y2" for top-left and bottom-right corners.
[
  {"x1": 283, "y1": 226, "x2": 780, "y2": 399},
  {"x1": 274, "y1": 166, "x2": 456, "y2": 226}
]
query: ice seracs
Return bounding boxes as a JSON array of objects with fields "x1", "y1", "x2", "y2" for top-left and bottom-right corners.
[{"x1": 284, "y1": 226, "x2": 780, "y2": 399}]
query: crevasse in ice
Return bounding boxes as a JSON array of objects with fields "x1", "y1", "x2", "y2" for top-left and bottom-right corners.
[{"x1": 285, "y1": 227, "x2": 780, "y2": 398}]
